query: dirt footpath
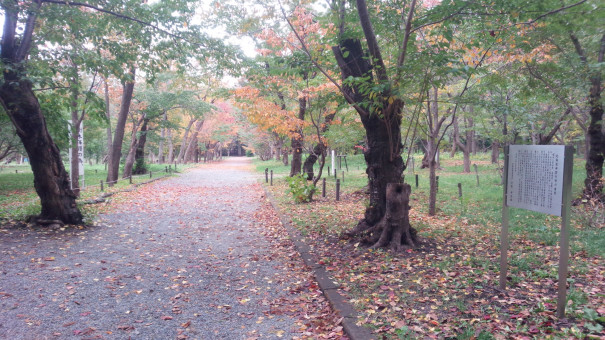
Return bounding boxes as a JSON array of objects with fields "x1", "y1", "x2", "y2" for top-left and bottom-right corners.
[{"x1": 0, "y1": 158, "x2": 343, "y2": 339}]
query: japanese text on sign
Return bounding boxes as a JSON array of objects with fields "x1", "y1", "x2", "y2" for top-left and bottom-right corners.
[{"x1": 506, "y1": 145, "x2": 565, "y2": 216}]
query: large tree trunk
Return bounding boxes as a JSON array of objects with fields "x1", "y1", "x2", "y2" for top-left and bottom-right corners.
[
  {"x1": 290, "y1": 97, "x2": 306, "y2": 176},
  {"x1": 283, "y1": 148, "x2": 289, "y2": 165},
  {"x1": 453, "y1": 113, "x2": 473, "y2": 173},
  {"x1": 333, "y1": 38, "x2": 416, "y2": 249},
  {"x1": 184, "y1": 120, "x2": 204, "y2": 163},
  {"x1": 104, "y1": 78, "x2": 113, "y2": 168},
  {"x1": 0, "y1": 5, "x2": 82, "y2": 225},
  {"x1": 70, "y1": 100, "x2": 81, "y2": 196},
  {"x1": 369, "y1": 183, "x2": 416, "y2": 251},
  {"x1": 122, "y1": 115, "x2": 144, "y2": 179},
  {"x1": 303, "y1": 111, "x2": 336, "y2": 180},
  {"x1": 579, "y1": 34, "x2": 605, "y2": 200},
  {"x1": 133, "y1": 118, "x2": 149, "y2": 174},
  {"x1": 0, "y1": 74, "x2": 82, "y2": 225},
  {"x1": 69, "y1": 70, "x2": 81, "y2": 196},
  {"x1": 303, "y1": 143, "x2": 324, "y2": 180},
  {"x1": 167, "y1": 128, "x2": 174, "y2": 163},
  {"x1": 107, "y1": 67, "x2": 136, "y2": 186},
  {"x1": 176, "y1": 118, "x2": 195, "y2": 163},
  {"x1": 157, "y1": 110, "x2": 167, "y2": 163},
  {"x1": 428, "y1": 157, "x2": 438, "y2": 216},
  {"x1": 583, "y1": 75, "x2": 604, "y2": 200},
  {"x1": 491, "y1": 142, "x2": 500, "y2": 163}
]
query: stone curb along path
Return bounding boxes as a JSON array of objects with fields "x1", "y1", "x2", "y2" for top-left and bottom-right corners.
[{"x1": 262, "y1": 187, "x2": 376, "y2": 340}]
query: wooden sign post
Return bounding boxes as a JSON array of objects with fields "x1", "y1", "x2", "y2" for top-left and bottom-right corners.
[{"x1": 500, "y1": 145, "x2": 573, "y2": 318}]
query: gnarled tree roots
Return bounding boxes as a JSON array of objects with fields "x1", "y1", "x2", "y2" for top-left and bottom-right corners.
[{"x1": 349, "y1": 183, "x2": 418, "y2": 251}]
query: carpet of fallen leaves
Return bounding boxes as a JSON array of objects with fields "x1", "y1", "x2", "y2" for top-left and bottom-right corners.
[
  {"x1": 266, "y1": 180, "x2": 605, "y2": 339},
  {"x1": 0, "y1": 160, "x2": 346, "y2": 339}
]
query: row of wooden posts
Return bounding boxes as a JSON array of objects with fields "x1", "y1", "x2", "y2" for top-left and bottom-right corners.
[
  {"x1": 265, "y1": 168, "x2": 343, "y2": 201},
  {"x1": 265, "y1": 163, "x2": 483, "y2": 200},
  {"x1": 98, "y1": 164, "x2": 176, "y2": 191}
]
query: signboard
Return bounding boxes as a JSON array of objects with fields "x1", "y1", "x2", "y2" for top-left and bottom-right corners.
[
  {"x1": 500, "y1": 145, "x2": 573, "y2": 319},
  {"x1": 506, "y1": 145, "x2": 565, "y2": 216}
]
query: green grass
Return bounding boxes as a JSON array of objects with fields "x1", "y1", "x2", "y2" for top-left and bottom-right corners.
[
  {"x1": 255, "y1": 152, "x2": 604, "y2": 339},
  {"x1": 0, "y1": 161, "x2": 195, "y2": 222},
  {"x1": 255, "y1": 152, "x2": 605, "y2": 258}
]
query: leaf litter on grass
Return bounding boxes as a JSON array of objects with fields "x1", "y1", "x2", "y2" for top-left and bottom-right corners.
[{"x1": 264, "y1": 181, "x2": 605, "y2": 339}]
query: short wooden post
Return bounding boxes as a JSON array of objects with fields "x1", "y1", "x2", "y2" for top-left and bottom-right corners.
[
  {"x1": 165, "y1": 166, "x2": 168, "y2": 173},
  {"x1": 15, "y1": 170, "x2": 18, "y2": 173},
  {"x1": 169, "y1": 165, "x2": 172, "y2": 173},
  {"x1": 334, "y1": 168, "x2": 337, "y2": 179},
  {"x1": 458, "y1": 183, "x2": 462, "y2": 198},
  {"x1": 342, "y1": 171, "x2": 345, "y2": 183},
  {"x1": 129, "y1": 176, "x2": 132, "y2": 184},
  {"x1": 336, "y1": 179, "x2": 340, "y2": 201},
  {"x1": 474, "y1": 164, "x2": 480, "y2": 186},
  {"x1": 95, "y1": 169, "x2": 98, "y2": 174},
  {"x1": 174, "y1": 162, "x2": 177, "y2": 171},
  {"x1": 328, "y1": 166, "x2": 330, "y2": 177},
  {"x1": 265, "y1": 168, "x2": 268, "y2": 183},
  {"x1": 344, "y1": 156, "x2": 348, "y2": 172},
  {"x1": 322, "y1": 178, "x2": 326, "y2": 198},
  {"x1": 270, "y1": 170, "x2": 273, "y2": 186},
  {"x1": 100, "y1": 180, "x2": 104, "y2": 191},
  {"x1": 150, "y1": 171, "x2": 152, "y2": 178},
  {"x1": 436, "y1": 176, "x2": 439, "y2": 192},
  {"x1": 415, "y1": 174, "x2": 419, "y2": 188},
  {"x1": 557, "y1": 146, "x2": 574, "y2": 318}
]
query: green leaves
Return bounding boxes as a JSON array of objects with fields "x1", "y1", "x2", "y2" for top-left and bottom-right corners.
[{"x1": 285, "y1": 174, "x2": 316, "y2": 203}]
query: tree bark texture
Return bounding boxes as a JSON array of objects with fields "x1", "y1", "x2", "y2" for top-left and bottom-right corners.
[
  {"x1": 491, "y1": 142, "x2": 500, "y2": 163},
  {"x1": 157, "y1": 110, "x2": 167, "y2": 163},
  {"x1": 184, "y1": 120, "x2": 203, "y2": 163},
  {"x1": 362, "y1": 183, "x2": 416, "y2": 250},
  {"x1": 107, "y1": 67, "x2": 136, "y2": 186},
  {"x1": 104, "y1": 78, "x2": 113, "y2": 167},
  {"x1": 580, "y1": 34, "x2": 605, "y2": 200},
  {"x1": 177, "y1": 118, "x2": 196, "y2": 163},
  {"x1": 122, "y1": 116, "x2": 143, "y2": 179},
  {"x1": 167, "y1": 128, "x2": 174, "y2": 163},
  {"x1": 0, "y1": 3, "x2": 82, "y2": 225},
  {"x1": 290, "y1": 97, "x2": 306, "y2": 177},
  {"x1": 332, "y1": 38, "x2": 410, "y2": 240},
  {"x1": 133, "y1": 118, "x2": 149, "y2": 174},
  {"x1": 69, "y1": 71, "x2": 81, "y2": 195},
  {"x1": 303, "y1": 111, "x2": 336, "y2": 180}
]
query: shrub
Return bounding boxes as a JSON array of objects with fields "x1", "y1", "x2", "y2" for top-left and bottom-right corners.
[{"x1": 285, "y1": 174, "x2": 315, "y2": 203}]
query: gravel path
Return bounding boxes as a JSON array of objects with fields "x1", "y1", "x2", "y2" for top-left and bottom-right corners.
[{"x1": 0, "y1": 158, "x2": 333, "y2": 339}]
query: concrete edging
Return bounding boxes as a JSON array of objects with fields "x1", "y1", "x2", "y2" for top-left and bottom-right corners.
[{"x1": 262, "y1": 187, "x2": 376, "y2": 340}]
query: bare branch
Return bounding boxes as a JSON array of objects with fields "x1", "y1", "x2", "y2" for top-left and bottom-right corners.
[
  {"x1": 275, "y1": 0, "x2": 364, "y2": 114},
  {"x1": 397, "y1": 0, "x2": 418, "y2": 67},
  {"x1": 16, "y1": 0, "x2": 42, "y2": 61},
  {"x1": 356, "y1": 0, "x2": 388, "y2": 82}
]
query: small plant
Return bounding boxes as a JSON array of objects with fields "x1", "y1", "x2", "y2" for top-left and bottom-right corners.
[{"x1": 285, "y1": 174, "x2": 316, "y2": 203}]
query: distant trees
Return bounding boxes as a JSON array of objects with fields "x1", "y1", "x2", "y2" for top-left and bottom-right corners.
[{"x1": 0, "y1": 0, "x2": 235, "y2": 225}]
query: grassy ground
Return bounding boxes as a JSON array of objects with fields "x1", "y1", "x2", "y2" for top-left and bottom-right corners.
[
  {"x1": 0, "y1": 162, "x2": 195, "y2": 223},
  {"x1": 256, "y1": 152, "x2": 605, "y2": 339}
]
